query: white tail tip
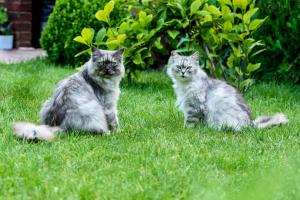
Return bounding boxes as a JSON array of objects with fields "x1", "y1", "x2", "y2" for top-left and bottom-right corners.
[
  {"x1": 254, "y1": 113, "x2": 288, "y2": 129},
  {"x1": 13, "y1": 122, "x2": 57, "y2": 141},
  {"x1": 273, "y1": 113, "x2": 289, "y2": 124}
]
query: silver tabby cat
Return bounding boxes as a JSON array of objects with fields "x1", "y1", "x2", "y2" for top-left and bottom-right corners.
[
  {"x1": 13, "y1": 46, "x2": 125, "y2": 141},
  {"x1": 167, "y1": 51, "x2": 288, "y2": 131}
]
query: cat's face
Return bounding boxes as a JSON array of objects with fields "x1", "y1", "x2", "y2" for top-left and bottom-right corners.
[
  {"x1": 90, "y1": 46, "x2": 125, "y2": 78},
  {"x1": 168, "y1": 52, "x2": 199, "y2": 82}
]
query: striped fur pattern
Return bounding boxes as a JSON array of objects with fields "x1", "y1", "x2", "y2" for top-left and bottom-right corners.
[
  {"x1": 167, "y1": 52, "x2": 288, "y2": 131},
  {"x1": 13, "y1": 47, "x2": 125, "y2": 141}
]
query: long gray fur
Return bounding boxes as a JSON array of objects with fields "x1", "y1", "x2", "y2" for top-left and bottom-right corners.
[
  {"x1": 167, "y1": 52, "x2": 287, "y2": 131},
  {"x1": 40, "y1": 46, "x2": 125, "y2": 134}
]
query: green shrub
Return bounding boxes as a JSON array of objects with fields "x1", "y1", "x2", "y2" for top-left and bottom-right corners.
[
  {"x1": 0, "y1": 5, "x2": 12, "y2": 35},
  {"x1": 40, "y1": 0, "x2": 126, "y2": 66},
  {"x1": 254, "y1": 0, "x2": 300, "y2": 83},
  {"x1": 74, "y1": 0, "x2": 266, "y2": 91}
]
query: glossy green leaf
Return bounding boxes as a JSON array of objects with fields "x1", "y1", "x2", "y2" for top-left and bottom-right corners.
[
  {"x1": 73, "y1": 36, "x2": 87, "y2": 45},
  {"x1": 249, "y1": 19, "x2": 265, "y2": 31},
  {"x1": 164, "y1": 19, "x2": 182, "y2": 27},
  {"x1": 240, "y1": 0, "x2": 248, "y2": 10},
  {"x1": 116, "y1": 34, "x2": 127, "y2": 44},
  {"x1": 196, "y1": 10, "x2": 210, "y2": 16},
  {"x1": 154, "y1": 37, "x2": 163, "y2": 49},
  {"x1": 226, "y1": 54, "x2": 235, "y2": 68},
  {"x1": 105, "y1": 33, "x2": 126, "y2": 49},
  {"x1": 236, "y1": 13, "x2": 243, "y2": 19},
  {"x1": 222, "y1": 33, "x2": 239, "y2": 41},
  {"x1": 190, "y1": 0, "x2": 203, "y2": 15},
  {"x1": 235, "y1": 67, "x2": 243, "y2": 76},
  {"x1": 104, "y1": 0, "x2": 114, "y2": 14},
  {"x1": 81, "y1": 28, "x2": 95, "y2": 45},
  {"x1": 247, "y1": 63, "x2": 261, "y2": 72},
  {"x1": 205, "y1": 5, "x2": 221, "y2": 15},
  {"x1": 240, "y1": 78, "x2": 254, "y2": 89},
  {"x1": 107, "y1": 42, "x2": 119, "y2": 50},
  {"x1": 230, "y1": 44, "x2": 242, "y2": 57},
  {"x1": 243, "y1": 8, "x2": 258, "y2": 24},
  {"x1": 219, "y1": 0, "x2": 232, "y2": 6},
  {"x1": 250, "y1": 49, "x2": 266, "y2": 58},
  {"x1": 202, "y1": 14, "x2": 213, "y2": 23},
  {"x1": 131, "y1": 21, "x2": 140, "y2": 32},
  {"x1": 233, "y1": 0, "x2": 248, "y2": 10},
  {"x1": 139, "y1": 11, "x2": 147, "y2": 27},
  {"x1": 167, "y1": 30, "x2": 180, "y2": 39},
  {"x1": 74, "y1": 48, "x2": 91, "y2": 57},
  {"x1": 182, "y1": 18, "x2": 190, "y2": 28},
  {"x1": 106, "y1": 28, "x2": 115, "y2": 40},
  {"x1": 137, "y1": 33, "x2": 144, "y2": 41},
  {"x1": 95, "y1": 28, "x2": 106, "y2": 44},
  {"x1": 223, "y1": 21, "x2": 232, "y2": 31},
  {"x1": 95, "y1": 10, "x2": 108, "y2": 23},
  {"x1": 244, "y1": 39, "x2": 264, "y2": 54},
  {"x1": 118, "y1": 22, "x2": 128, "y2": 34},
  {"x1": 221, "y1": 5, "x2": 231, "y2": 15},
  {"x1": 157, "y1": 11, "x2": 166, "y2": 28},
  {"x1": 133, "y1": 53, "x2": 143, "y2": 65},
  {"x1": 95, "y1": 0, "x2": 114, "y2": 23},
  {"x1": 145, "y1": 14, "x2": 153, "y2": 25}
]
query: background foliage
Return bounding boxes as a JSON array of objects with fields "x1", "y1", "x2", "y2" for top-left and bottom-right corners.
[
  {"x1": 0, "y1": 5, "x2": 12, "y2": 35},
  {"x1": 254, "y1": 0, "x2": 300, "y2": 83},
  {"x1": 40, "y1": 0, "x2": 124, "y2": 65},
  {"x1": 41, "y1": 0, "x2": 299, "y2": 87},
  {"x1": 74, "y1": 0, "x2": 266, "y2": 91}
]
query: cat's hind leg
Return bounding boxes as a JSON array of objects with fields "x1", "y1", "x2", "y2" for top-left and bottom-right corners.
[
  {"x1": 206, "y1": 111, "x2": 251, "y2": 131},
  {"x1": 61, "y1": 100, "x2": 109, "y2": 134}
]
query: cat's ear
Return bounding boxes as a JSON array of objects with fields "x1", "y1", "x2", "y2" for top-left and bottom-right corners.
[
  {"x1": 91, "y1": 45, "x2": 98, "y2": 53},
  {"x1": 190, "y1": 51, "x2": 199, "y2": 59},
  {"x1": 91, "y1": 45, "x2": 102, "y2": 61},
  {"x1": 112, "y1": 48, "x2": 125, "y2": 62},
  {"x1": 171, "y1": 50, "x2": 179, "y2": 57},
  {"x1": 113, "y1": 47, "x2": 125, "y2": 58},
  {"x1": 170, "y1": 51, "x2": 180, "y2": 64},
  {"x1": 190, "y1": 51, "x2": 199, "y2": 63}
]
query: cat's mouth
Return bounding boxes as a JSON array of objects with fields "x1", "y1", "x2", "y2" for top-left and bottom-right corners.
[
  {"x1": 97, "y1": 70, "x2": 118, "y2": 77},
  {"x1": 176, "y1": 74, "x2": 191, "y2": 81},
  {"x1": 101, "y1": 73, "x2": 114, "y2": 78}
]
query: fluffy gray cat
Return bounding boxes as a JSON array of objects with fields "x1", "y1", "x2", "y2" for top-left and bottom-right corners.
[
  {"x1": 167, "y1": 51, "x2": 288, "y2": 131},
  {"x1": 13, "y1": 46, "x2": 125, "y2": 141}
]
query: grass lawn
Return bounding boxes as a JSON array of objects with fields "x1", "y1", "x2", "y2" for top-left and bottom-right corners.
[{"x1": 0, "y1": 59, "x2": 299, "y2": 199}]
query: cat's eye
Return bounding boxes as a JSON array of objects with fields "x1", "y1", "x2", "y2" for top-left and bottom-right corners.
[
  {"x1": 97, "y1": 61, "x2": 117, "y2": 66},
  {"x1": 187, "y1": 66, "x2": 192, "y2": 70},
  {"x1": 111, "y1": 62, "x2": 118, "y2": 67},
  {"x1": 176, "y1": 65, "x2": 182, "y2": 69}
]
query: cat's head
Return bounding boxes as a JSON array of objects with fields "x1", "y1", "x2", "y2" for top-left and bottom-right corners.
[
  {"x1": 167, "y1": 51, "x2": 201, "y2": 82},
  {"x1": 89, "y1": 46, "x2": 125, "y2": 78}
]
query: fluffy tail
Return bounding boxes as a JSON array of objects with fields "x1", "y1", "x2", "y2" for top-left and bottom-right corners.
[
  {"x1": 13, "y1": 122, "x2": 62, "y2": 141},
  {"x1": 253, "y1": 113, "x2": 288, "y2": 129}
]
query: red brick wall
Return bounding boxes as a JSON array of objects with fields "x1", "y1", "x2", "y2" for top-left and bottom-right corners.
[{"x1": 0, "y1": 0, "x2": 32, "y2": 47}]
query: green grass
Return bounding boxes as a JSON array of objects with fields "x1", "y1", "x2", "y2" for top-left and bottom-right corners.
[{"x1": 0, "y1": 59, "x2": 299, "y2": 199}]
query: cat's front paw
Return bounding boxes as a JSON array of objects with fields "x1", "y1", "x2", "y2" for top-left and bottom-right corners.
[
  {"x1": 102, "y1": 130, "x2": 111, "y2": 136},
  {"x1": 185, "y1": 122, "x2": 196, "y2": 128},
  {"x1": 114, "y1": 127, "x2": 121, "y2": 133},
  {"x1": 108, "y1": 122, "x2": 120, "y2": 131}
]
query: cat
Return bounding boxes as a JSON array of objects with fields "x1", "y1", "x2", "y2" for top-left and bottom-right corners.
[
  {"x1": 13, "y1": 46, "x2": 125, "y2": 141},
  {"x1": 167, "y1": 51, "x2": 288, "y2": 131}
]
